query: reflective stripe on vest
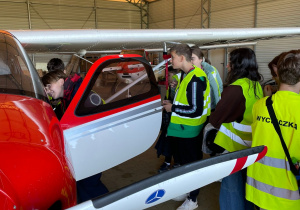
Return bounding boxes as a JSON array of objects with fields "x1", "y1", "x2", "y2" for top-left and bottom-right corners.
[
  {"x1": 212, "y1": 67, "x2": 221, "y2": 99},
  {"x1": 172, "y1": 92, "x2": 210, "y2": 120},
  {"x1": 214, "y1": 78, "x2": 263, "y2": 152},
  {"x1": 257, "y1": 156, "x2": 291, "y2": 171},
  {"x1": 219, "y1": 123, "x2": 252, "y2": 147},
  {"x1": 232, "y1": 122, "x2": 252, "y2": 132},
  {"x1": 247, "y1": 177, "x2": 300, "y2": 200}
]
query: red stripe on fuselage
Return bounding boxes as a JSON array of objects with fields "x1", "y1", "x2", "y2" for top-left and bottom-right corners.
[
  {"x1": 230, "y1": 156, "x2": 248, "y2": 174},
  {"x1": 102, "y1": 95, "x2": 161, "y2": 117},
  {"x1": 61, "y1": 95, "x2": 161, "y2": 130}
]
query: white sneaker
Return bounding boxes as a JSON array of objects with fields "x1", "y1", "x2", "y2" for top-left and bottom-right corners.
[
  {"x1": 176, "y1": 198, "x2": 198, "y2": 210},
  {"x1": 172, "y1": 193, "x2": 189, "y2": 201}
]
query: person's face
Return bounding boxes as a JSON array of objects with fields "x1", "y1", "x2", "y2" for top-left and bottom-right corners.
[
  {"x1": 191, "y1": 53, "x2": 202, "y2": 67},
  {"x1": 168, "y1": 72, "x2": 175, "y2": 83},
  {"x1": 227, "y1": 61, "x2": 231, "y2": 72},
  {"x1": 170, "y1": 51, "x2": 182, "y2": 69},
  {"x1": 44, "y1": 79, "x2": 64, "y2": 99}
]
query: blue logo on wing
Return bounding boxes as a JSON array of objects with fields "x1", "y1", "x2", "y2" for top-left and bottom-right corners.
[{"x1": 145, "y1": 189, "x2": 165, "y2": 204}]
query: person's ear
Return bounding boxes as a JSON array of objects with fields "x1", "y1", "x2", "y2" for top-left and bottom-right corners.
[
  {"x1": 180, "y1": 55, "x2": 185, "y2": 62},
  {"x1": 273, "y1": 65, "x2": 278, "y2": 77},
  {"x1": 58, "y1": 78, "x2": 65, "y2": 86}
]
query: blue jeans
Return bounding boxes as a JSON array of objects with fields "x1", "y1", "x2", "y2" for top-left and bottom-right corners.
[
  {"x1": 77, "y1": 173, "x2": 109, "y2": 203},
  {"x1": 219, "y1": 170, "x2": 253, "y2": 210}
]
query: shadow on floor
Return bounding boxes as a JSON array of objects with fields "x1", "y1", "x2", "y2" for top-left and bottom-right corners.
[{"x1": 102, "y1": 138, "x2": 221, "y2": 210}]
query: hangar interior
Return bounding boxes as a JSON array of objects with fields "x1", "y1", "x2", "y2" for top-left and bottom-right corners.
[
  {"x1": 1, "y1": 0, "x2": 300, "y2": 209},
  {"x1": 1, "y1": 0, "x2": 300, "y2": 81}
]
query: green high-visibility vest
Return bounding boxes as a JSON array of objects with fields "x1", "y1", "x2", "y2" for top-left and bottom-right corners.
[{"x1": 167, "y1": 66, "x2": 210, "y2": 138}]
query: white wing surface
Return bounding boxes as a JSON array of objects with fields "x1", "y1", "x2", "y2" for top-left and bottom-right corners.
[{"x1": 9, "y1": 28, "x2": 300, "y2": 53}]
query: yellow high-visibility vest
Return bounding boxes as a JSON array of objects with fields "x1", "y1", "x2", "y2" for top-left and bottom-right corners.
[
  {"x1": 246, "y1": 91, "x2": 300, "y2": 210},
  {"x1": 165, "y1": 72, "x2": 182, "y2": 100},
  {"x1": 167, "y1": 66, "x2": 210, "y2": 138},
  {"x1": 214, "y1": 78, "x2": 263, "y2": 152}
]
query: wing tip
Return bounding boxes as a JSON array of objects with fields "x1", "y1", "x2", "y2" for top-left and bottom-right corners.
[{"x1": 255, "y1": 146, "x2": 268, "y2": 162}]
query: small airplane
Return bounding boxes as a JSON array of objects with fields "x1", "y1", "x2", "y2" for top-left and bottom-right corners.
[
  {"x1": 0, "y1": 30, "x2": 162, "y2": 209},
  {"x1": 115, "y1": 49, "x2": 148, "y2": 85},
  {"x1": 1, "y1": 27, "x2": 300, "y2": 209}
]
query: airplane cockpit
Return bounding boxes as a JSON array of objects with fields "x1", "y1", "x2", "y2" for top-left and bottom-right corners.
[{"x1": 75, "y1": 55, "x2": 158, "y2": 117}]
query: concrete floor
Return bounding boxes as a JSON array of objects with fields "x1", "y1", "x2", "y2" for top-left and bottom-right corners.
[
  {"x1": 101, "y1": 85, "x2": 220, "y2": 209},
  {"x1": 101, "y1": 139, "x2": 221, "y2": 210}
]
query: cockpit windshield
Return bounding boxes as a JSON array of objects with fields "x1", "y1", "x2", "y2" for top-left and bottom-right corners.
[{"x1": 0, "y1": 32, "x2": 46, "y2": 99}]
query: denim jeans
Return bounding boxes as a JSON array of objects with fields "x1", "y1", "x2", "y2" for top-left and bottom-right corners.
[
  {"x1": 219, "y1": 170, "x2": 254, "y2": 210},
  {"x1": 77, "y1": 172, "x2": 109, "y2": 203}
]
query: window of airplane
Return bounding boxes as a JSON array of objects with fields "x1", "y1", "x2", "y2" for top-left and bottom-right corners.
[
  {"x1": 0, "y1": 33, "x2": 34, "y2": 97},
  {"x1": 75, "y1": 56, "x2": 159, "y2": 116}
]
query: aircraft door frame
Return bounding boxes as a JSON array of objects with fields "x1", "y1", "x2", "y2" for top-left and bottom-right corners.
[{"x1": 60, "y1": 54, "x2": 162, "y2": 181}]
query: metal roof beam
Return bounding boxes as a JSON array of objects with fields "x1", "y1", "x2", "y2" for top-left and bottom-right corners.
[{"x1": 126, "y1": 0, "x2": 149, "y2": 29}]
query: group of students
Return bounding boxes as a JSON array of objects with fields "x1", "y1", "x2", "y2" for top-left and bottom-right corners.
[
  {"x1": 156, "y1": 44, "x2": 300, "y2": 210},
  {"x1": 41, "y1": 47, "x2": 300, "y2": 209}
]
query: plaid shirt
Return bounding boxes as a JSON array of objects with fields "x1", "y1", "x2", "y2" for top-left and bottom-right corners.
[{"x1": 62, "y1": 73, "x2": 83, "y2": 111}]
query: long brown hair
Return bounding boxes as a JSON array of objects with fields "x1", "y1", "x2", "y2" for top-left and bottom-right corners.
[{"x1": 225, "y1": 48, "x2": 262, "y2": 98}]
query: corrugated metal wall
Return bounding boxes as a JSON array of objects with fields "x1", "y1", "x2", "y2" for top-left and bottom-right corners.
[
  {"x1": 149, "y1": 0, "x2": 202, "y2": 29},
  {"x1": 0, "y1": 0, "x2": 141, "y2": 30},
  {"x1": 174, "y1": 0, "x2": 202, "y2": 28},
  {"x1": 211, "y1": 1, "x2": 255, "y2": 28},
  {"x1": 0, "y1": 1, "x2": 29, "y2": 29},
  {"x1": 209, "y1": 0, "x2": 300, "y2": 81},
  {"x1": 148, "y1": 0, "x2": 174, "y2": 28},
  {"x1": 256, "y1": 0, "x2": 300, "y2": 81},
  {"x1": 149, "y1": 0, "x2": 300, "y2": 82},
  {"x1": 0, "y1": 0, "x2": 142, "y2": 71}
]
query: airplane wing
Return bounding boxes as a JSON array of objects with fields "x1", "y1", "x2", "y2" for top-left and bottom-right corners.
[
  {"x1": 66, "y1": 146, "x2": 267, "y2": 210},
  {"x1": 8, "y1": 28, "x2": 300, "y2": 53}
]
